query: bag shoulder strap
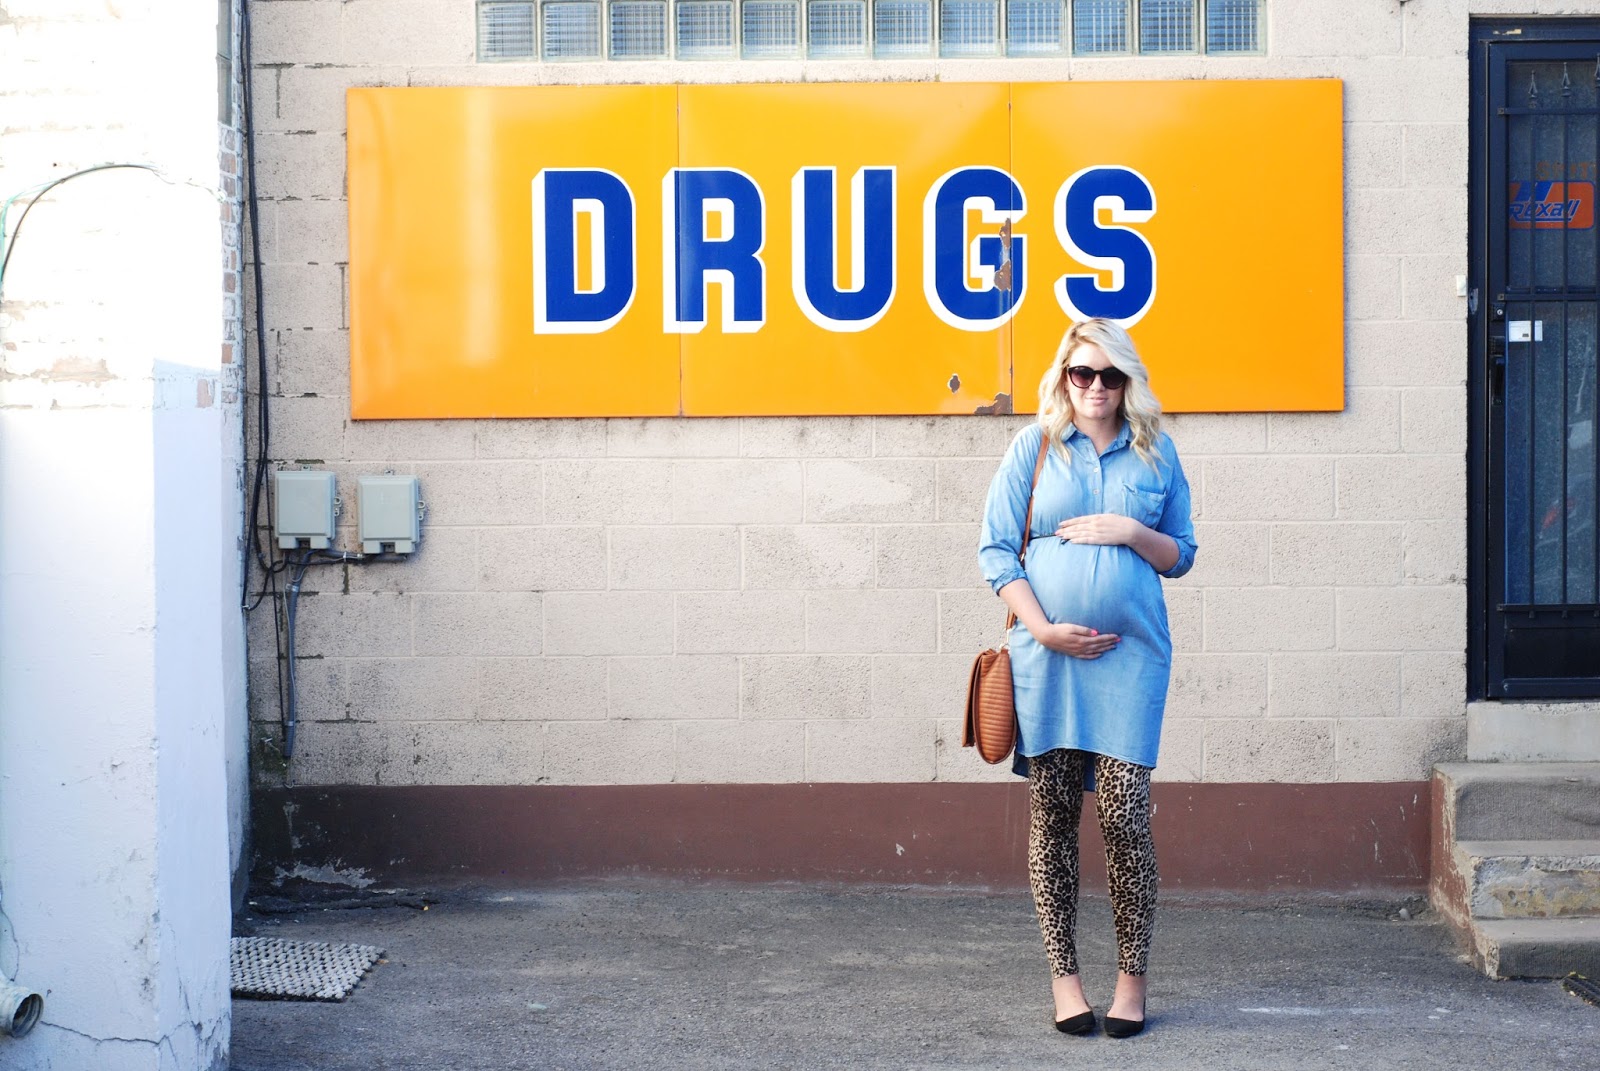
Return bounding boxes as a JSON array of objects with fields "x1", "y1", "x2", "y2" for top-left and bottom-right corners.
[{"x1": 1004, "y1": 432, "x2": 1050, "y2": 631}]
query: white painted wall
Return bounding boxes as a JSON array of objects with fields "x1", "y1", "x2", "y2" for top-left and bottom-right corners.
[{"x1": 0, "y1": 1, "x2": 242, "y2": 1068}]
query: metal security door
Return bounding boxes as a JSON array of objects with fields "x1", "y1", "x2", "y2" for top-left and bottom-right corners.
[{"x1": 1474, "y1": 22, "x2": 1600, "y2": 697}]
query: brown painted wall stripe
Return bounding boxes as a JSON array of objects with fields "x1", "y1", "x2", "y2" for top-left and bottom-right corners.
[{"x1": 252, "y1": 781, "x2": 1431, "y2": 892}]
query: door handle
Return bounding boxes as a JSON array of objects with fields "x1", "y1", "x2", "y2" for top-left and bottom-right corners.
[{"x1": 1489, "y1": 332, "x2": 1506, "y2": 403}]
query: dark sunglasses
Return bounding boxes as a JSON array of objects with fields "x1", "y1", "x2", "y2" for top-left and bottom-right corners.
[{"x1": 1066, "y1": 365, "x2": 1129, "y2": 391}]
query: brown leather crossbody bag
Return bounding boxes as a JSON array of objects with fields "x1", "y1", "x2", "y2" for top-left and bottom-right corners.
[{"x1": 962, "y1": 434, "x2": 1050, "y2": 764}]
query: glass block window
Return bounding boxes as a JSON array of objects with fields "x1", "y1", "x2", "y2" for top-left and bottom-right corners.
[
  {"x1": 808, "y1": 0, "x2": 868, "y2": 57},
  {"x1": 941, "y1": 0, "x2": 1000, "y2": 57},
  {"x1": 610, "y1": 0, "x2": 669, "y2": 57},
  {"x1": 478, "y1": 1, "x2": 537, "y2": 60},
  {"x1": 1007, "y1": 0, "x2": 1064, "y2": 56},
  {"x1": 743, "y1": 0, "x2": 802, "y2": 57},
  {"x1": 542, "y1": 0, "x2": 602, "y2": 58},
  {"x1": 1072, "y1": 0, "x2": 1128, "y2": 54},
  {"x1": 477, "y1": 0, "x2": 1261, "y2": 62},
  {"x1": 678, "y1": 0, "x2": 737, "y2": 57},
  {"x1": 875, "y1": 0, "x2": 934, "y2": 57},
  {"x1": 1138, "y1": 0, "x2": 1194, "y2": 53},
  {"x1": 1205, "y1": 0, "x2": 1260, "y2": 53}
]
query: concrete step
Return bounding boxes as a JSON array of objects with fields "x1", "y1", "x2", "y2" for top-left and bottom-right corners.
[
  {"x1": 1468, "y1": 701, "x2": 1600, "y2": 762},
  {"x1": 1456, "y1": 839, "x2": 1600, "y2": 919},
  {"x1": 1435, "y1": 761, "x2": 1600, "y2": 841},
  {"x1": 1471, "y1": 916, "x2": 1600, "y2": 979},
  {"x1": 1430, "y1": 763, "x2": 1600, "y2": 978}
]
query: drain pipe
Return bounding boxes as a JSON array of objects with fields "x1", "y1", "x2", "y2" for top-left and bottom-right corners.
[
  {"x1": 0, "y1": 979, "x2": 42, "y2": 1038},
  {"x1": 0, "y1": 877, "x2": 43, "y2": 1039}
]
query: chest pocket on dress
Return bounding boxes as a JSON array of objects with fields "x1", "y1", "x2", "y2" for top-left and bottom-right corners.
[{"x1": 1120, "y1": 483, "x2": 1167, "y2": 527}]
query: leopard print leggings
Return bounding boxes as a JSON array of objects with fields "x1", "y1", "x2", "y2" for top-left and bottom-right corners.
[{"x1": 1026, "y1": 748, "x2": 1157, "y2": 977}]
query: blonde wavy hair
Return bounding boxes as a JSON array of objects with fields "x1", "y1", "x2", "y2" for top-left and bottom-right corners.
[{"x1": 1037, "y1": 318, "x2": 1163, "y2": 469}]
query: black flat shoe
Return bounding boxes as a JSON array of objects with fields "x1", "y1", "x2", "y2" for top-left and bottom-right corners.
[
  {"x1": 1103, "y1": 1012, "x2": 1145, "y2": 1039},
  {"x1": 1053, "y1": 1010, "x2": 1097, "y2": 1035}
]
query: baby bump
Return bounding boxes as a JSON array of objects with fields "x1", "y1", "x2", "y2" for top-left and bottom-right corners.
[{"x1": 1024, "y1": 538, "x2": 1164, "y2": 636}]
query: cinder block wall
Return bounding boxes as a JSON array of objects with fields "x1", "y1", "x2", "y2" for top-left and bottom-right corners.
[{"x1": 247, "y1": 0, "x2": 1501, "y2": 792}]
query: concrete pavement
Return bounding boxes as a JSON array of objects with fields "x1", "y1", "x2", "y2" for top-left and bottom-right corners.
[{"x1": 230, "y1": 881, "x2": 1599, "y2": 1070}]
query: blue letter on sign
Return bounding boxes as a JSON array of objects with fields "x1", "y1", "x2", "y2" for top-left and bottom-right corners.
[
  {"x1": 792, "y1": 167, "x2": 897, "y2": 332},
  {"x1": 922, "y1": 167, "x2": 1027, "y2": 331},
  {"x1": 1054, "y1": 166, "x2": 1157, "y2": 327},
  {"x1": 532, "y1": 169, "x2": 636, "y2": 334},
  {"x1": 664, "y1": 168, "x2": 767, "y2": 333}
]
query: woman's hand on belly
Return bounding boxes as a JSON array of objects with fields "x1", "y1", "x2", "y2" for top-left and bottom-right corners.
[
  {"x1": 1056, "y1": 513, "x2": 1141, "y2": 546},
  {"x1": 1029, "y1": 621, "x2": 1120, "y2": 659},
  {"x1": 1056, "y1": 513, "x2": 1181, "y2": 574}
]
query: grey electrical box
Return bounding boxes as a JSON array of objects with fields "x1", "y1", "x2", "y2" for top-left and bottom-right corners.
[
  {"x1": 274, "y1": 470, "x2": 336, "y2": 549},
  {"x1": 358, "y1": 475, "x2": 421, "y2": 553}
]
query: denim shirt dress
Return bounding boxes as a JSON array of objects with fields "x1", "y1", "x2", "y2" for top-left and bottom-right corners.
[{"x1": 978, "y1": 421, "x2": 1198, "y2": 781}]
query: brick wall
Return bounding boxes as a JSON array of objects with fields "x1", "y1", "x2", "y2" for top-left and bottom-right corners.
[{"x1": 244, "y1": 0, "x2": 1533, "y2": 790}]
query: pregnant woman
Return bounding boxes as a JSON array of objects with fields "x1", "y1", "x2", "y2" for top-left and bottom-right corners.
[{"x1": 978, "y1": 318, "x2": 1196, "y2": 1039}]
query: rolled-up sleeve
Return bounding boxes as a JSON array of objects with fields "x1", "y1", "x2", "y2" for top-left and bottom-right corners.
[
  {"x1": 1155, "y1": 439, "x2": 1198, "y2": 580},
  {"x1": 978, "y1": 426, "x2": 1042, "y2": 594}
]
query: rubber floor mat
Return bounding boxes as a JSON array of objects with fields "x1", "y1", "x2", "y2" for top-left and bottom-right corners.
[
  {"x1": 230, "y1": 937, "x2": 384, "y2": 1002},
  {"x1": 1565, "y1": 973, "x2": 1600, "y2": 1008}
]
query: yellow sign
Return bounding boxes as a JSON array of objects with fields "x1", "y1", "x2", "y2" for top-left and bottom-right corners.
[{"x1": 347, "y1": 81, "x2": 1343, "y2": 418}]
